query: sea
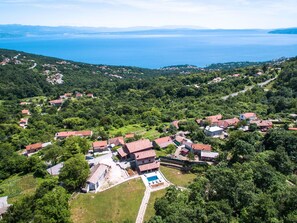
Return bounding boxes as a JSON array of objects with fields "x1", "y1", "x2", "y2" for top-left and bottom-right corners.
[{"x1": 1, "y1": 29, "x2": 297, "y2": 68}]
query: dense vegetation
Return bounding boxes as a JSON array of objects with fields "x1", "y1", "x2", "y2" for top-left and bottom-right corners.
[{"x1": 0, "y1": 49, "x2": 296, "y2": 222}]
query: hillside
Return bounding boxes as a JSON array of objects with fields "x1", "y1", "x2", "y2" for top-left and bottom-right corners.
[
  {"x1": 0, "y1": 49, "x2": 296, "y2": 223},
  {"x1": 269, "y1": 28, "x2": 297, "y2": 34}
]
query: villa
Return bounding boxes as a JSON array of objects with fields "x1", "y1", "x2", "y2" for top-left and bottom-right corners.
[
  {"x1": 92, "y1": 141, "x2": 108, "y2": 152},
  {"x1": 191, "y1": 143, "x2": 212, "y2": 155},
  {"x1": 239, "y1": 112, "x2": 257, "y2": 121},
  {"x1": 84, "y1": 164, "x2": 110, "y2": 193},
  {"x1": 153, "y1": 136, "x2": 175, "y2": 149},
  {"x1": 204, "y1": 126, "x2": 224, "y2": 137},
  {"x1": 25, "y1": 143, "x2": 43, "y2": 154}
]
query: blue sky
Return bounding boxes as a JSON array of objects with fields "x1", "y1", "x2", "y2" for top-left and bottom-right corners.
[{"x1": 0, "y1": 0, "x2": 296, "y2": 28}]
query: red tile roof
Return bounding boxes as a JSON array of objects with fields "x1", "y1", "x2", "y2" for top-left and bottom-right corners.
[
  {"x1": 125, "y1": 139, "x2": 152, "y2": 154},
  {"x1": 125, "y1": 133, "x2": 135, "y2": 138},
  {"x1": 134, "y1": 150, "x2": 156, "y2": 160},
  {"x1": 242, "y1": 113, "x2": 257, "y2": 119},
  {"x1": 250, "y1": 120, "x2": 273, "y2": 128},
  {"x1": 206, "y1": 114, "x2": 222, "y2": 124},
  {"x1": 109, "y1": 136, "x2": 125, "y2": 146},
  {"x1": 93, "y1": 141, "x2": 108, "y2": 148},
  {"x1": 117, "y1": 147, "x2": 128, "y2": 158},
  {"x1": 49, "y1": 99, "x2": 63, "y2": 104},
  {"x1": 26, "y1": 143, "x2": 43, "y2": 151},
  {"x1": 218, "y1": 118, "x2": 239, "y2": 128},
  {"x1": 288, "y1": 128, "x2": 297, "y2": 131},
  {"x1": 138, "y1": 161, "x2": 160, "y2": 172},
  {"x1": 154, "y1": 136, "x2": 173, "y2": 148},
  {"x1": 22, "y1": 109, "x2": 30, "y2": 114},
  {"x1": 174, "y1": 136, "x2": 185, "y2": 143},
  {"x1": 56, "y1": 131, "x2": 93, "y2": 138},
  {"x1": 191, "y1": 144, "x2": 212, "y2": 151}
]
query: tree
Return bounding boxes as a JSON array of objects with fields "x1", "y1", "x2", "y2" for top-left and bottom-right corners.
[
  {"x1": 63, "y1": 136, "x2": 90, "y2": 158},
  {"x1": 34, "y1": 186, "x2": 71, "y2": 223},
  {"x1": 59, "y1": 154, "x2": 89, "y2": 192}
]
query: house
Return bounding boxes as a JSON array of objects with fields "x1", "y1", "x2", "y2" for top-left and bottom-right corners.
[
  {"x1": 232, "y1": 73, "x2": 240, "y2": 77},
  {"x1": 125, "y1": 139, "x2": 153, "y2": 155},
  {"x1": 21, "y1": 109, "x2": 31, "y2": 116},
  {"x1": 217, "y1": 117, "x2": 240, "y2": 129},
  {"x1": 125, "y1": 133, "x2": 135, "y2": 139},
  {"x1": 117, "y1": 139, "x2": 158, "y2": 173},
  {"x1": 55, "y1": 131, "x2": 93, "y2": 139},
  {"x1": 133, "y1": 150, "x2": 156, "y2": 166},
  {"x1": 86, "y1": 93, "x2": 94, "y2": 98},
  {"x1": 109, "y1": 136, "x2": 125, "y2": 146},
  {"x1": 76, "y1": 93, "x2": 83, "y2": 98},
  {"x1": 19, "y1": 118, "x2": 29, "y2": 128},
  {"x1": 250, "y1": 120, "x2": 273, "y2": 131},
  {"x1": 204, "y1": 126, "x2": 224, "y2": 137},
  {"x1": 153, "y1": 136, "x2": 174, "y2": 149},
  {"x1": 200, "y1": 151, "x2": 219, "y2": 162},
  {"x1": 288, "y1": 128, "x2": 297, "y2": 131},
  {"x1": 47, "y1": 162, "x2": 64, "y2": 176},
  {"x1": 191, "y1": 144, "x2": 212, "y2": 155},
  {"x1": 84, "y1": 164, "x2": 110, "y2": 192},
  {"x1": 25, "y1": 143, "x2": 43, "y2": 154},
  {"x1": 60, "y1": 93, "x2": 72, "y2": 99},
  {"x1": 206, "y1": 114, "x2": 222, "y2": 125},
  {"x1": 92, "y1": 141, "x2": 108, "y2": 152},
  {"x1": 240, "y1": 113, "x2": 257, "y2": 121},
  {"x1": 174, "y1": 135, "x2": 185, "y2": 146},
  {"x1": 138, "y1": 161, "x2": 160, "y2": 173},
  {"x1": 0, "y1": 196, "x2": 11, "y2": 219},
  {"x1": 49, "y1": 99, "x2": 63, "y2": 106},
  {"x1": 171, "y1": 120, "x2": 179, "y2": 129}
]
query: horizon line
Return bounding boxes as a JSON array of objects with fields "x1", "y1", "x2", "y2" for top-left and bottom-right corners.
[{"x1": 0, "y1": 23, "x2": 296, "y2": 30}]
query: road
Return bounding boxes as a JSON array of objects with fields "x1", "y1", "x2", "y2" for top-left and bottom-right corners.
[{"x1": 221, "y1": 77, "x2": 277, "y2": 100}]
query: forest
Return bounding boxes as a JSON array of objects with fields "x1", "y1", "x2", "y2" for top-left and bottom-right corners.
[{"x1": 0, "y1": 49, "x2": 296, "y2": 222}]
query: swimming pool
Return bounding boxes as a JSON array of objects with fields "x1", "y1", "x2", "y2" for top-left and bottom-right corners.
[{"x1": 147, "y1": 175, "x2": 158, "y2": 182}]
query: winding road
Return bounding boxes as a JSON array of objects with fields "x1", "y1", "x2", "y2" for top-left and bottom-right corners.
[{"x1": 221, "y1": 77, "x2": 277, "y2": 100}]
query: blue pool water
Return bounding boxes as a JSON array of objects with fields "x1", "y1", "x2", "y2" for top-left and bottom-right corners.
[{"x1": 147, "y1": 175, "x2": 159, "y2": 182}]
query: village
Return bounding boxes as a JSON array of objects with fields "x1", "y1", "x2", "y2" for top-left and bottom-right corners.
[{"x1": 9, "y1": 90, "x2": 296, "y2": 222}]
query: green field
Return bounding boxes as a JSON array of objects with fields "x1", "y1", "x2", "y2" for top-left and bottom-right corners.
[
  {"x1": 160, "y1": 166, "x2": 196, "y2": 187},
  {"x1": 0, "y1": 174, "x2": 39, "y2": 203},
  {"x1": 70, "y1": 179, "x2": 145, "y2": 223},
  {"x1": 144, "y1": 189, "x2": 166, "y2": 222},
  {"x1": 109, "y1": 124, "x2": 161, "y2": 140}
]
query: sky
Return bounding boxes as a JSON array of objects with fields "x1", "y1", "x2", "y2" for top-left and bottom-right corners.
[{"x1": 0, "y1": 0, "x2": 296, "y2": 29}]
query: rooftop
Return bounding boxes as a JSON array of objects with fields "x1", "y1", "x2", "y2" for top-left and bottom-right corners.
[
  {"x1": 125, "y1": 139, "x2": 152, "y2": 154},
  {"x1": 134, "y1": 150, "x2": 156, "y2": 160}
]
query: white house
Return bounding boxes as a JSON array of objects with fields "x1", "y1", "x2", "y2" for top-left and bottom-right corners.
[
  {"x1": 239, "y1": 113, "x2": 257, "y2": 121},
  {"x1": 204, "y1": 126, "x2": 224, "y2": 137},
  {"x1": 0, "y1": 196, "x2": 11, "y2": 219},
  {"x1": 85, "y1": 164, "x2": 110, "y2": 192},
  {"x1": 200, "y1": 151, "x2": 219, "y2": 162}
]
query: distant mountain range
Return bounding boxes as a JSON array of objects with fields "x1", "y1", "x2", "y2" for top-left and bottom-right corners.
[
  {"x1": 269, "y1": 28, "x2": 297, "y2": 34},
  {"x1": 0, "y1": 24, "x2": 273, "y2": 38}
]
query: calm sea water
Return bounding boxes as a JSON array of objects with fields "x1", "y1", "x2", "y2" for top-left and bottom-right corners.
[{"x1": 1, "y1": 30, "x2": 297, "y2": 68}]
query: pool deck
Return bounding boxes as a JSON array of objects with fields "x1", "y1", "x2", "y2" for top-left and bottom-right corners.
[{"x1": 136, "y1": 171, "x2": 171, "y2": 223}]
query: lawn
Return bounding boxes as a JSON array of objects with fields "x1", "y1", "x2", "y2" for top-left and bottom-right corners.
[
  {"x1": 0, "y1": 174, "x2": 39, "y2": 203},
  {"x1": 144, "y1": 189, "x2": 166, "y2": 222},
  {"x1": 160, "y1": 166, "x2": 196, "y2": 187},
  {"x1": 70, "y1": 178, "x2": 145, "y2": 223},
  {"x1": 109, "y1": 124, "x2": 161, "y2": 141}
]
